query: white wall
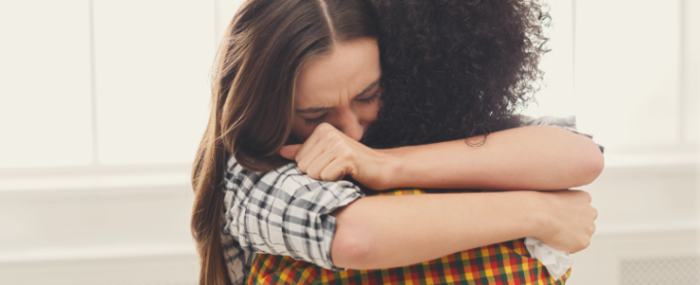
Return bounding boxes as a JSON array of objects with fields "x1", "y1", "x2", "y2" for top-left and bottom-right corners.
[
  {"x1": 0, "y1": 1, "x2": 240, "y2": 284},
  {"x1": 0, "y1": 0, "x2": 698, "y2": 284},
  {"x1": 1, "y1": 0, "x2": 93, "y2": 168}
]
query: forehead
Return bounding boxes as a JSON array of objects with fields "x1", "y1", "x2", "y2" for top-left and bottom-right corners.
[{"x1": 295, "y1": 38, "x2": 381, "y2": 109}]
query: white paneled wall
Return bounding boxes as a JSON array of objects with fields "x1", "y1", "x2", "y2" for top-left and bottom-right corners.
[
  {"x1": 93, "y1": 0, "x2": 215, "y2": 165},
  {"x1": 685, "y1": 0, "x2": 700, "y2": 143},
  {"x1": 575, "y1": 0, "x2": 683, "y2": 149},
  {"x1": 216, "y1": 0, "x2": 245, "y2": 40},
  {"x1": 0, "y1": 0, "x2": 93, "y2": 168},
  {"x1": 1, "y1": 1, "x2": 225, "y2": 284},
  {"x1": 0, "y1": 0, "x2": 698, "y2": 284},
  {"x1": 1, "y1": 0, "x2": 692, "y2": 169},
  {"x1": 1, "y1": 1, "x2": 222, "y2": 168}
]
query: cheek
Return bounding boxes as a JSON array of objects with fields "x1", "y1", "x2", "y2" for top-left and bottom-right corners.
[{"x1": 359, "y1": 101, "x2": 380, "y2": 124}]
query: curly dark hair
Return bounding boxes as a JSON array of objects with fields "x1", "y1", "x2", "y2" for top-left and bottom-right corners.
[{"x1": 362, "y1": 0, "x2": 550, "y2": 149}]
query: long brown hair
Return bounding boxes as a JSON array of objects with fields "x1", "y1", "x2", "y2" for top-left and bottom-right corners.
[{"x1": 191, "y1": 0, "x2": 378, "y2": 284}]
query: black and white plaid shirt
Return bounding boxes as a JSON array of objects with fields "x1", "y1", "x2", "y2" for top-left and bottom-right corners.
[
  {"x1": 221, "y1": 160, "x2": 365, "y2": 284},
  {"x1": 220, "y1": 116, "x2": 602, "y2": 285}
]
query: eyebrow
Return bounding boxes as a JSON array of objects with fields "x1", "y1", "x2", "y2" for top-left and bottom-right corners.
[{"x1": 295, "y1": 79, "x2": 380, "y2": 114}]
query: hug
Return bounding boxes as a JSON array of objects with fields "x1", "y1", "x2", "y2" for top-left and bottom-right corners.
[{"x1": 191, "y1": 0, "x2": 603, "y2": 284}]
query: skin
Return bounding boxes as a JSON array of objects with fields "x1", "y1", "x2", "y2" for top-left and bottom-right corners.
[
  {"x1": 278, "y1": 38, "x2": 601, "y2": 269},
  {"x1": 290, "y1": 38, "x2": 382, "y2": 142}
]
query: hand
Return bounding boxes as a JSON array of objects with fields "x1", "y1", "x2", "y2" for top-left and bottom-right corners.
[
  {"x1": 534, "y1": 190, "x2": 598, "y2": 253},
  {"x1": 278, "y1": 123, "x2": 394, "y2": 190}
]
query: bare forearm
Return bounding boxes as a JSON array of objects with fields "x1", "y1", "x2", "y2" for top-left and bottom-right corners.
[
  {"x1": 330, "y1": 191, "x2": 543, "y2": 269},
  {"x1": 382, "y1": 125, "x2": 604, "y2": 190}
]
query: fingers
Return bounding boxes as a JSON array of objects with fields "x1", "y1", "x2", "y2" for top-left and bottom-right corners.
[
  {"x1": 297, "y1": 131, "x2": 339, "y2": 171},
  {"x1": 279, "y1": 122, "x2": 377, "y2": 184},
  {"x1": 303, "y1": 148, "x2": 335, "y2": 179},
  {"x1": 570, "y1": 237, "x2": 591, "y2": 254},
  {"x1": 319, "y1": 152, "x2": 355, "y2": 181},
  {"x1": 277, "y1": 123, "x2": 338, "y2": 164},
  {"x1": 583, "y1": 191, "x2": 592, "y2": 203},
  {"x1": 592, "y1": 207, "x2": 599, "y2": 220},
  {"x1": 567, "y1": 189, "x2": 592, "y2": 204},
  {"x1": 295, "y1": 123, "x2": 339, "y2": 160},
  {"x1": 278, "y1": 144, "x2": 302, "y2": 160},
  {"x1": 296, "y1": 123, "x2": 356, "y2": 178},
  {"x1": 302, "y1": 138, "x2": 354, "y2": 181},
  {"x1": 542, "y1": 190, "x2": 598, "y2": 253}
]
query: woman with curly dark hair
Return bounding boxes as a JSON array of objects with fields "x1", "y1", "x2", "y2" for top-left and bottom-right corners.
[
  {"x1": 363, "y1": 0, "x2": 549, "y2": 149},
  {"x1": 191, "y1": 0, "x2": 602, "y2": 284}
]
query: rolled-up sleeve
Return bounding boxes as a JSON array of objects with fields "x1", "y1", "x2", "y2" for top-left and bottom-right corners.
[
  {"x1": 520, "y1": 115, "x2": 604, "y2": 153},
  {"x1": 222, "y1": 159, "x2": 364, "y2": 271}
]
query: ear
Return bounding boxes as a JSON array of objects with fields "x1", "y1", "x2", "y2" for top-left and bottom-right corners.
[{"x1": 278, "y1": 144, "x2": 302, "y2": 160}]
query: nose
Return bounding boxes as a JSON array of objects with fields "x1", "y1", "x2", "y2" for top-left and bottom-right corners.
[{"x1": 336, "y1": 111, "x2": 364, "y2": 141}]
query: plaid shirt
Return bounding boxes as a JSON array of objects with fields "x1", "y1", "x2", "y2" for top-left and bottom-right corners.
[
  {"x1": 221, "y1": 116, "x2": 601, "y2": 285},
  {"x1": 221, "y1": 161, "x2": 365, "y2": 284},
  {"x1": 248, "y1": 190, "x2": 571, "y2": 285}
]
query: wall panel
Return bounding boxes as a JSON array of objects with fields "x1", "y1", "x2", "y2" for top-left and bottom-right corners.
[
  {"x1": 0, "y1": 0, "x2": 93, "y2": 168},
  {"x1": 216, "y1": 0, "x2": 245, "y2": 43},
  {"x1": 93, "y1": 0, "x2": 215, "y2": 165},
  {"x1": 575, "y1": 0, "x2": 682, "y2": 149}
]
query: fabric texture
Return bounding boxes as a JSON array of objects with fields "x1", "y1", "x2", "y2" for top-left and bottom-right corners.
[
  {"x1": 524, "y1": 237, "x2": 574, "y2": 280},
  {"x1": 519, "y1": 115, "x2": 604, "y2": 153},
  {"x1": 220, "y1": 115, "x2": 597, "y2": 284},
  {"x1": 221, "y1": 161, "x2": 365, "y2": 284},
  {"x1": 247, "y1": 189, "x2": 571, "y2": 285}
]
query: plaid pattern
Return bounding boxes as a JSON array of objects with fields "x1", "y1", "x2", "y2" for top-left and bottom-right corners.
[
  {"x1": 247, "y1": 189, "x2": 571, "y2": 285},
  {"x1": 221, "y1": 116, "x2": 595, "y2": 284},
  {"x1": 222, "y1": 161, "x2": 366, "y2": 284}
]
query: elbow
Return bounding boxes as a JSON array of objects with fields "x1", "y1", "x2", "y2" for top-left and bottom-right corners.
[
  {"x1": 329, "y1": 204, "x2": 375, "y2": 269},
  {"x1": 590, "y1": 148, "x2": 605, "y2": 177},
  {"x1": 331, "y1": 229, "x2": 373, "y2": 269},
  {"x1": 577, "y1": 142, "x2": 605, "y2": 186}
]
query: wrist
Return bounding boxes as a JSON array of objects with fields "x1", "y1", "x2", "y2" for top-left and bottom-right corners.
[
  {"x1": 374, "y1": 148, "x2": 404, "y2": 190},
  {"x1": 525, "y1": 191, "x2": 554, "y2": 240}
]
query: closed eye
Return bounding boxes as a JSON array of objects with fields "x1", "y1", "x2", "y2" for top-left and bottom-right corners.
[
  {"x1": 304, "y1": 113, "x2": 327, "y2": 126},
  {"x1": 356, "y1": 91, "x2": 380, "y2": 104}
]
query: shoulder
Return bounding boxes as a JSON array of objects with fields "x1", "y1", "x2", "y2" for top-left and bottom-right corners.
[
  {"x1": 223, "y1": 155, "x2": 358, "y2": 192},
  {"x1": 222, "y1": 155, "x2": 364, "y2": 211}
]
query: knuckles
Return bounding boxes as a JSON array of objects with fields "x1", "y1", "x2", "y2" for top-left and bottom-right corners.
[
  {"x1": 575, "y1": 238, "x2": 591, "y2": 252},
  {"x1": 297, "y1": 160, "x2": 309, "y2": 172},
  {"x1": 340, "y1": 150, "x2": 355, "y2": 161},
  {"x1": 323, "y1": 131, "x2": 340, "y2": 143},
  {"x1": 316, "y1": 122, "x2": 335, "y2": 133},
  {"x1": 592, "y1": 207, "x2": 598, "y2": 220},
  {"x1": 298, "y1": 123, "x2": 364, "y2": 182},
  {"x1": 581, "y1": 237, "x2": 591, "y2": 249},
  {"x1": 320, "y1": 169, "x2": 341, "y2": 181}
]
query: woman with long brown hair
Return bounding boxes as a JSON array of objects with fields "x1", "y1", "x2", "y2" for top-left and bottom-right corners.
[{"x1": 192, "y1": 0, "x2": 601, "y2": 284}]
